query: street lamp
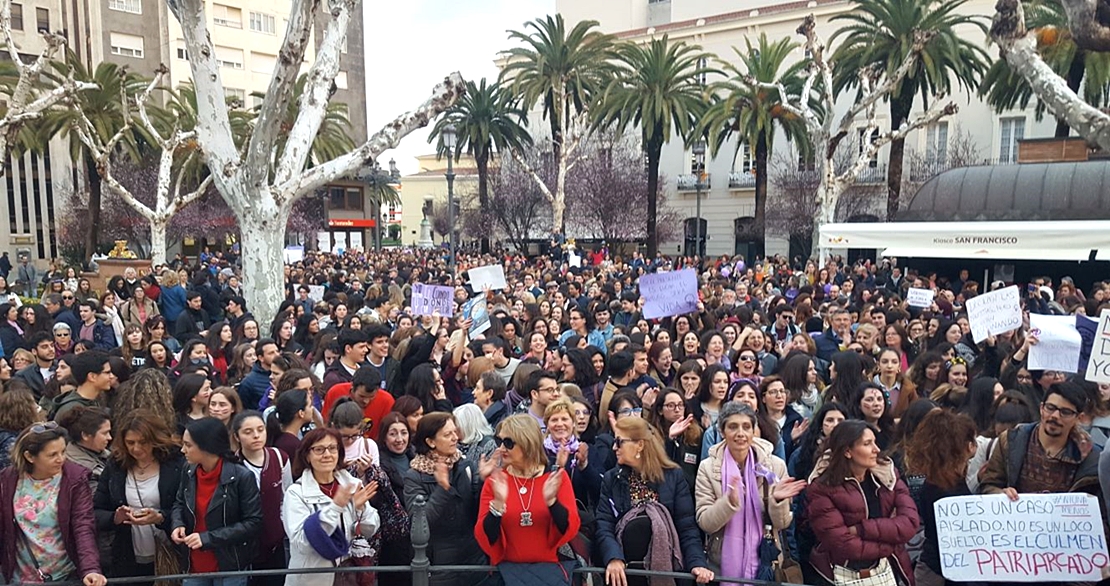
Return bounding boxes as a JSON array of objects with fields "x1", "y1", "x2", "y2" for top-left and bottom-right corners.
[
  {"x1": 442, "y1": 124, "x2": 457, "y2": 275},
  {"x1": 692, "y1": 140, "x2": 706, "y2": 259}
]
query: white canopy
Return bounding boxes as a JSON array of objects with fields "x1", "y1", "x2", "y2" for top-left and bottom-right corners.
[{"x1": 819, "y1": 220, "x2": 1110, "y2": 261}]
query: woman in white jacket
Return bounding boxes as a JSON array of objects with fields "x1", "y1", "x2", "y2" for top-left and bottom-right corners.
[{"x1": 283, "y1": 427, "x2": 381, "y2": 586}]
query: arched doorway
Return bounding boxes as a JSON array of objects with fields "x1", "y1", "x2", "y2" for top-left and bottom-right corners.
[
  {"x1": 734, "y1": 216, "x2": 758, "y2": 262},
  {"x1": 845, "y1": 214, "x2": 880, "y2": 265},
  {"x1": 684, "y1": 217, "x2": 707, "y2": 257}
]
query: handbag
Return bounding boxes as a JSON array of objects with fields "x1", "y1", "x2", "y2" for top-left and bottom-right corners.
[
  {"x1": 760, "y1": 483, "x2": 805, "y2": 584},
  {"x1": 498, "y1": 560, "x2": 578, "y2": 586},
  {"x1": 832, "y1": 558, "x2": 897, "y2": 586}
]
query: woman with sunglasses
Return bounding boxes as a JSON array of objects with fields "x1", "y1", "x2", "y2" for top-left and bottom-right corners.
[
  {"x1": 0, "y1": 422, "x2": 107, "y2": 586},
  {"x1": 476, "y1": 414, "x2": 580, "y2": 582}
]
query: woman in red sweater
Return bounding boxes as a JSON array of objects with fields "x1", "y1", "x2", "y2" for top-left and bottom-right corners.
[{"x1": 476, "y1": 414, "x2": 580, "y2": 582}]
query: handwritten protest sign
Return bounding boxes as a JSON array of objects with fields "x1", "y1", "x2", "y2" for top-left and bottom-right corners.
[
  {"x1": 640, "y1": 269, "x2": 698, "y2": 320},
  {"x1": 1086, "y1": 310, "x2": 1110, "y2": 383},
  {"x1": 307, "y1": 285, "x2": 325, "y2": 304},
  {"x1": 411, "y1": 283, "x2": 454, "y2": 317},
  {"x1": 1028, "y1": 314, "x2": 1082, "y2": 373},
  {"x1": 462, "y1": 296, "x2": 490, "y2": 340},
  {"x1": 906, "y1": 288, "x2": 935, "y2": 308},
  {"x1": 965, "y1": 285, "x2": 1021, "y2": 343},
  {"x1": 468, "y1": 264, "x2": 508, "y2": 291},
  {"x1": 935, "y1": 493, "x2": 1108, "y2": 582}
]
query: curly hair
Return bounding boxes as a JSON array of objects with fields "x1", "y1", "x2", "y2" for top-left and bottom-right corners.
[
  {"x1": 112, "y1": 368, "x2": 177, "y2": 434},
  {"x1": 111, "y1": 409, "x2": 179, "y2": 468},
  {"x1": 904, "y1": 409, "x2": 977, "y2": 490}
]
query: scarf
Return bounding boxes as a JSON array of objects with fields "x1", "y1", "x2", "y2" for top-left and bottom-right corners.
[
  {"x1": 543, "y1": 435, "x2": 580, "y2": 462},
  {"x1": 614, "y1": 500, "x2": 683, "y2": 586},
  {"x1": 721, "y1": 448, "x2": 763, "y2": 581},
  {"x1": 409, "y1": 449, "x2": 462, "y2": 476},
  {"x1": 7, "y1": 320, "x2": 22, "y2": 337}
]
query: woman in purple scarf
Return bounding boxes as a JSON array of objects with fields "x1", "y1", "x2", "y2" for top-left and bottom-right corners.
[{"x1": 694, "y1": 402, "x2": 806, "y2": 582}]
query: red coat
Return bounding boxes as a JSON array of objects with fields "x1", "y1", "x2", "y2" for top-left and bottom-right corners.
[
  {"x1": 0, "y1": 462, "x2": 102, "y2": 581},
  {"x1": 805, "y1": 460, "x2": 919, "y2": 586}
]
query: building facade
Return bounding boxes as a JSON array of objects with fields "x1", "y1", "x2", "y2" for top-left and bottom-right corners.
[
  {"x1": 398, "y1": 154, "x2": 478, "y2": 248},
  {"x1": 556, "y1": 0, "x2": 1057, "y2": 259}
]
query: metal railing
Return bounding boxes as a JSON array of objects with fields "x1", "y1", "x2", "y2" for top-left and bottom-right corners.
[
  {"x1": 30, "y1": 494, "x2": 806, "y2": 586},
  {"x1": 855, "y1": 164, "x2": 886, "y2": 184},
  {"x1": 677, "y1": 173, "x2": 711, "y2": 190},
  {"x1": 728, "y1": 171, "x2": 756, "y2": 189}
]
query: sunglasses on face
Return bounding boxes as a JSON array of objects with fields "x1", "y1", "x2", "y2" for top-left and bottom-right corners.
[{"x1": 493, "y1": 435, "x2": 516, "y2": 450}]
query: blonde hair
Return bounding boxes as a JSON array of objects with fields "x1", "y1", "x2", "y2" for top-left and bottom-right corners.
[
  {"x1": 495, "y1": 414, "x2": 547, "y2": 472},
  {"x1": 160, "y1": 269, "x2": 179, "y2": 287},
  {"x1": 543, "y1": 398, "x2": 575, "y2": 426},
  {"x1": 614, "y1": 416, "x2": 677, "y2": 484},
  {"x1": 558, "y1": 383, "x2": 583, "y2": 401}
]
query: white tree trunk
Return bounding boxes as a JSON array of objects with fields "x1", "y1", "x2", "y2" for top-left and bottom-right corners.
[
  {"x1": 150, "y1": 217, "x2": 169, "y2": 266},
  {"x1": 236, "y1": 196, "x2": 288, "y2": 321}
]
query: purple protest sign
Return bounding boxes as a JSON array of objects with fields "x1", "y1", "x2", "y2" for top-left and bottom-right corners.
[{"x1": 640, "y1": 269, "x2": 699, "y2": 320}]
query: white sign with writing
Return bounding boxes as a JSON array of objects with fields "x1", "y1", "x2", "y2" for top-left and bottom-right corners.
[
  {"x1": 934, "y1": 493, "x2": 1108, "y2": 582},
  {"x1": 307, "y1": 285, "x2": 325, "y2": 304},
  {"x1": 1086, "y1": 309, "x2": 1110, "y2": 383},
  {"x1": 1028, "y1": 314, "x2": 1082, "y2": 373},
  {"x1": 411, "y1": 283, "x2": 455, "y2": 317},
  {"x1": 906, "y1": 287, "x2": 935, "y2": 308},
  {"x1": 640, "y1": 269, "x2": 699, "y2": 320},
  {"x1": 965, "y1": 285, "x2": 1022, "y2": 343},
  {"x1": 468, "y1": 264, "x2": 508, "y2": 291}
]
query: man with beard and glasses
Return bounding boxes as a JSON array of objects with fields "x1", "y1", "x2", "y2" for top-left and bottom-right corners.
[{"x1": 980, "y1": 381, "x2": 1100, "y2": 500}]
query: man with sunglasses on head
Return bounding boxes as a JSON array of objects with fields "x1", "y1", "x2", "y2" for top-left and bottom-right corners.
[
  {"x1": 764, "y1": 304, "x2": 799, "y2": 347},
  {"x1": 979, "y1": 381, "x2": 1100, "y2": 501}
]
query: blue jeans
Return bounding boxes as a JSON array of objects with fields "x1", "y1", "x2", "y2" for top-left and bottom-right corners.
[{"x1": 183, "y1": 577, "x2": 249, "y2": 586}]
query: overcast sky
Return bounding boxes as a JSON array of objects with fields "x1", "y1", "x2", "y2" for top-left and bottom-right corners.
[{"x1": 362, "y1": 0, "x2": 555, "y2": 175}]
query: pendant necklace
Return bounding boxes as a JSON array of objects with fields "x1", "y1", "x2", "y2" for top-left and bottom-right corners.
[{"x1": 511, "y1": 470, "x2": 538, "y2": 527}]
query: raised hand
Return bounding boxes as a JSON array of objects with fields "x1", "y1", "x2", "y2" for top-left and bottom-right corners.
[
  {"x1": 791, "y1": 418, "x2": 811, "y2": 442},
  {"x1": 543, "y1": 470, "x2": 563, "y2": 506},
  {"x1": 575, "y1": 442, "x2": 589, "y2": 471},
  {"x1": 555, "y1": 443, "x2": 570, "y2": 469},
  {"x1": 478, "y1": 453, "x2": 499, "y2": 480},
  {"x1": 669, "y1": 414, "x2": 694, "y2": 439},
  {"x1": 434, "y1": 461, "x2": 451, "y2": 490},
  {"x1": 353, "y1": 480, "x2": 379, "y2": 510},
  {"x1": 489, "y1": 468, "x2": 508, "y2": 510},
  {"x1": 771, "y1": 476, "x2": 808, "y2": 501},
  {"x1": 727, "y1": 478, "x2": 741, "y2": 508}
]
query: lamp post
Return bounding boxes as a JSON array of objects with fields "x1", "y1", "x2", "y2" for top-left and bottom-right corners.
[
  {"x1": 692, "y1": 140, "x2": 706, "y2": 259},
  {"x1": 443, "y1": 124, "x2": 457, "y2": 275}
]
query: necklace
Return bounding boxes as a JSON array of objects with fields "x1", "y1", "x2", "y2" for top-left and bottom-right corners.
[{"x1": 510, "y1": 471, "x2": 539, "y2": 527}]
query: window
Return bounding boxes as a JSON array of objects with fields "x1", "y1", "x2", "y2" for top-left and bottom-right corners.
[
  {"x1": 224, "y1": 88, "x2": 245, "y2": 106},
  {"x1": 109, "y1": 32, "x2": 144, "y2": 58},
  {"x1": 858, "y1": 127, "x2": 879, "y2": 167},
  {"x1": 735, "y1": 141, "x2": 754, "y2": 173},
  {"x1": 176, "y1": 46, "x2": 188, "y2": 60},
  {"x1": 999, "y1": 117, "x2": 1024, "y2": 163},
  {"x1": 35, "y1": 7, "x2": 47, "y2": 32},
  {"x1": 697, "y1": 57, "x2": 707, "y2": 86},
  {"x1": 249, "y1": 11, "x2": 275, "y2": 34},
  {"x1": 211, "y1": 4, "x2": 241, "y2": 28},
  {"x1": 10, "y1": 3, "x2": 22, "y2": 30},
  {"x1": 108, "y1": 0, "x2": 141, "y2": 14},
  {"x1": 926, "y1": 121, "x2": 948, "y2": 165},
  {"x1": 328, "y1": 186, "x2": 363, "y2": 211},
  {"x1": 335, "y1": 71, "x2": 348, "y2": 90},
  {"x1": 214, "y1": 45, "x2": 243, "y2": 69},
  {"x1": 250, "y1": 52, "x2": 275, "y2": 74}
]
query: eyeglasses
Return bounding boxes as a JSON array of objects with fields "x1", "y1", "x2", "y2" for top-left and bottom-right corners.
[
  {"x1": 617, "y1": 407, "x2": 642, "y2": 417},
  {"x1": 309, "y1": 444, "x2": 340, "y2": 455},
  {"x1": 1016, "y1": 374, "x2": 1033, "y2": 383},
  {"x1": 662, "y1": 402, "x2": 685, "y2": 411},
  {"x1": 1042, "y1": 403, "x2": 1079, "y2": 418},
  {"x1": 493, "y1": 436, "x2": 516, "y2": 450},
  {"x1": 29, "y1": 422, "x2": 59, "y2": 434},
  {"x1": 739, "y1": 356, "x2": 757, "y2": 363},
  {"x1": 537, "y1": 385, "x2": 559, "y2": 394},
  {"x1": 573, "y1": 409, "x2": 591, "y2": 418},
  {"x1": 764, "y1": 388, "x2": 788, "y2": 397},
  {"x1": 340, "y1": 432, "x2": 362, "y2": 442},
  {"x1": 613, "y1": 437, "x2": 638, "y2": 448},
  {"x1": 55, "y1": 332, "x2": 70, "y2": 337}
]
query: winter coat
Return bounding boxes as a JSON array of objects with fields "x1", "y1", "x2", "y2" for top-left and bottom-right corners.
[
  {"x1": 0, "y1": 321, "x2": 23, "y2": 360},
  {"x1": 120, "y1": 298, "x2": 160, "y2": 330},
  {"x1": 595, "y1": 465, "x2": 708, "y2": 572},
  {"x1": 170, "y1": 459, "x2": 263, "y2": 571},
  {"x1": 78, "y1": 320, "x2": 118, "y2": 351},
  {"x1": 238, "y1": 362, "x2": 273, "y2": 411},
  {"x1": 174, "y1": 306, "x2": 211, "y2": 344},
  {"x1": 694, "y1": 438, "x2": 791, "y2": 569},
  {"x1": 0, "y1": 462, "x2": 102, "y2": 582},
  {"x1": 283, "y1": 468, "x2": 381, "y2": 586},
  {"x1": 93, "y1": 456, "x2": 186, "y2": 577},
  {"x1": 12, "y1": 364, "x2": 47, "y2": 400},
  {"x1": 65, "y1": 442, "x2": 109, "y2": 494},
  {"x1": 402, "y1": 458, "x2": 487, "y2": 586},
  {"x1": 805, "y1": 456, "x2": 919, "y2": 586},
  {"x1": 978, "y1": 422, "x2": 1101, "y2": 496},
  {"x1": 159, "y1": 285, "x2": 188, "y2": 324}
]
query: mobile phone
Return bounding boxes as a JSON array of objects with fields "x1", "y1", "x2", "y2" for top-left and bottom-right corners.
[{"x1": 132, "y1": 508, "x2": 150, "y2": 518}]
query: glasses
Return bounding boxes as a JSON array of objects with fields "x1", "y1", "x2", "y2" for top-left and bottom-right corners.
[
  {"x1": 1042, "y1": 403, "x2": 1079, "y2": 418},
  {"x1": 617, "y1": 407, "x2": 642, "y2": 417},
  {"x1": 613, "y1": 437, "x2": 638, "y2": 448},
  {"x1": 55, "y1": 332, "x2": 71, "y2": 337},
  {"x1": 537, "y1": 385, "x2": 559, "y2": 394},
  {"x1": 662, "y1": 402, "x2": 685, "y2": 411},
  {"x1": 309, "y1": 444, "x2": 340, "y2": 455},
  {"x1": 62, "y1": 295, "x2": 74, "y2": 300},
  {"x1": 493, "y1": 436, "x2": 516, "y2": 450},
  {"x1": 29, "y1": 422, "x2": 59, "y2": 434},
  {"x1": 739, "y1": 356, "x2": 757, "y2": 363},
  {"x1": 340, "y1": 432, "x2": 362, "y2": 442},
  {"x1": 764, "y1": 388, "x2": 788, "y2": 397},
  {"x1": 573, "y1": 409, "x2": 591, "y2": 418},
  {"x1": 1016, "y1": 374, "x2": 1033, "y2": 383}
]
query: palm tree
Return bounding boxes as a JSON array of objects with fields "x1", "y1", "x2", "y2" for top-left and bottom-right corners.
[
  {"x1": 251, "y1": 73, "x2": 355, "y2": 169},
  {"x1": 500, "y1": 15, "x2": 615, "y2": 232},
  {"x1": 593, "y1": 36, "x2": 713, "y2": 257},
  {"x1": 699, "y1": 34, "x2": 810, "y2": 258},
  {"x1": 831, "y1": 0, "x2": 988, "y2": 221},
  {"x1": 36, "y1": 52, "x2": 150, "y2": 263},
  {"x1": 979, "y1": 0, "x2": 1110, "y2": 137},
  {"x1": 429, "y1": 78, "x2": 531, "y2": 254}
]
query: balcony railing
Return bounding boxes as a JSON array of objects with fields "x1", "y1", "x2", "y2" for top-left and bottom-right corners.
[
  {"x1": 855, "y1": 164, "x2": 887, "y2": 185},
  {"x1": 728, "y1": 171, "x2": 756, "y2": 189},
  {"x1": 677, "y1": 173, "x2": 710, "y2": 191}
]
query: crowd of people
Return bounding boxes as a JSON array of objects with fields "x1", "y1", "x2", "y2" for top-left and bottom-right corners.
[{"x1": 0, "y1": 244, "x2": 1107, "y2": 586}]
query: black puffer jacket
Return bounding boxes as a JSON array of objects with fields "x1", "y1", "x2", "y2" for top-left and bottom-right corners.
[
  {"x1": 170, "y1": 459, "x2": 263, "y2": 572},
  {"x1": 402, "y1": 458, "x2": 487, "y2": 586}
]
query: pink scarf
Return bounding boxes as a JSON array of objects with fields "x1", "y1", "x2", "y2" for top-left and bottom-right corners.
[{"x1": 720, "y1": 449, "x2": 762, "y2": 581}]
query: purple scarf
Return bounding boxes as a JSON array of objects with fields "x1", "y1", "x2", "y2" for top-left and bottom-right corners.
[
  {"x1": 720, "y1": 448, "x2": 776, "y2": 581},
  {"x1": 544, "y1": 435, "x2": 581, "y2": 467},
  {"x1": 7, "y1": 320, "x2": 21, "y2": 337}
]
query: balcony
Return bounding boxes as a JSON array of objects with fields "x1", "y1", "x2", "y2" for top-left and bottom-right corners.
[
  {"x1": 728, "y1": 171, "x2": 756, "y2": 189},
  {"x1": 677, "y1": 173, "x2": 710, "y2": 191},
  {"x1": 855, "y1": 164, "x2": 887, "y2": 185}
]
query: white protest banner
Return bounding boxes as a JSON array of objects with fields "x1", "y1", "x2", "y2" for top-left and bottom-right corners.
[
  {"x1": 934, "y1": 493, "x2": 1108, "y2": 582},
  {"x1": 411, "y1": 283, "x2": 455, "y2": 317},
  {"x1": 462, "y1": 296, "x2": 490, "y2": 340},
  {"x1": 282, "y1": 246, "x2": 305, "y2": 264},
  {"x1": 467, "y1": 264, "x2": 508, "y2": 291},
  {"x1": 307, "y1": 285, "x2": 325, "y2": 303},
  {"x1": 1028, "y1": 314, "x2": 1083, "y2": 373},
  {"x1": 965, "y1": 285, "x2": 1022, "y2": 343},
  {"x1": 640, "y1": 269, "x2": 699, "y2": 320},
  {"x1": 1086, "y1": 309, "x2": 1110, "y2": 383},
  {"x1": 569, "y1": 253, "x2": 582, "y2": 268},
  {"x1": 906, "y1": 287, "x2": 935, "y2": 308}
]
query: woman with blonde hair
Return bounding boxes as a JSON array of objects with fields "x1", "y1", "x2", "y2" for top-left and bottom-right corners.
[
  {"x1": 596, "y1": 417, "x2": 714, "y2": 586},
  {"x1": 476, "y1": 414, "x2": 580, "y2": 581},
  {"x1": 544, "y1": 398, "x2": 606, "y2": 509}
]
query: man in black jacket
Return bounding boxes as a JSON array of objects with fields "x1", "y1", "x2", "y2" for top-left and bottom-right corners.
[
  {"x1": 174, "y1": 291, "x2": 211, "y2": 343},
  {"x1": 12, "y1": 332, "x2": 55, "y2": 400}
]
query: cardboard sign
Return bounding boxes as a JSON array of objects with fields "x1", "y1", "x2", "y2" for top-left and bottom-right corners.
[
  {"x1": 1085, "y1": 309, "x2": 1110, "y2": 383},
  {"x1": 411, "y1": 283, "x2": 454, "y2": 317},
  {"x1": 468, "y1": 264, "x2": 508, "y2": 291},
  {"x1": 462, "y1": 296, "x2": 490, "y2": 340},
  {"x1": 934, "y1": 493, "x2": 1108, "y2": 582},
  {"x1": 1028, "y1": 314, "x2": 1082, "y2": 373},
  {"x1": 307, "y1": 285, "x2": 325, "y2": 304},
  {"x1": 640, "y1": 269, "x2": 698, "y2": 320},
  {"x1": 965, "y1": 285, "x2": 1022, "y2": 343},
  {"x1": 906, "y1": 287, "x2": 935, "y2": 308}
]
